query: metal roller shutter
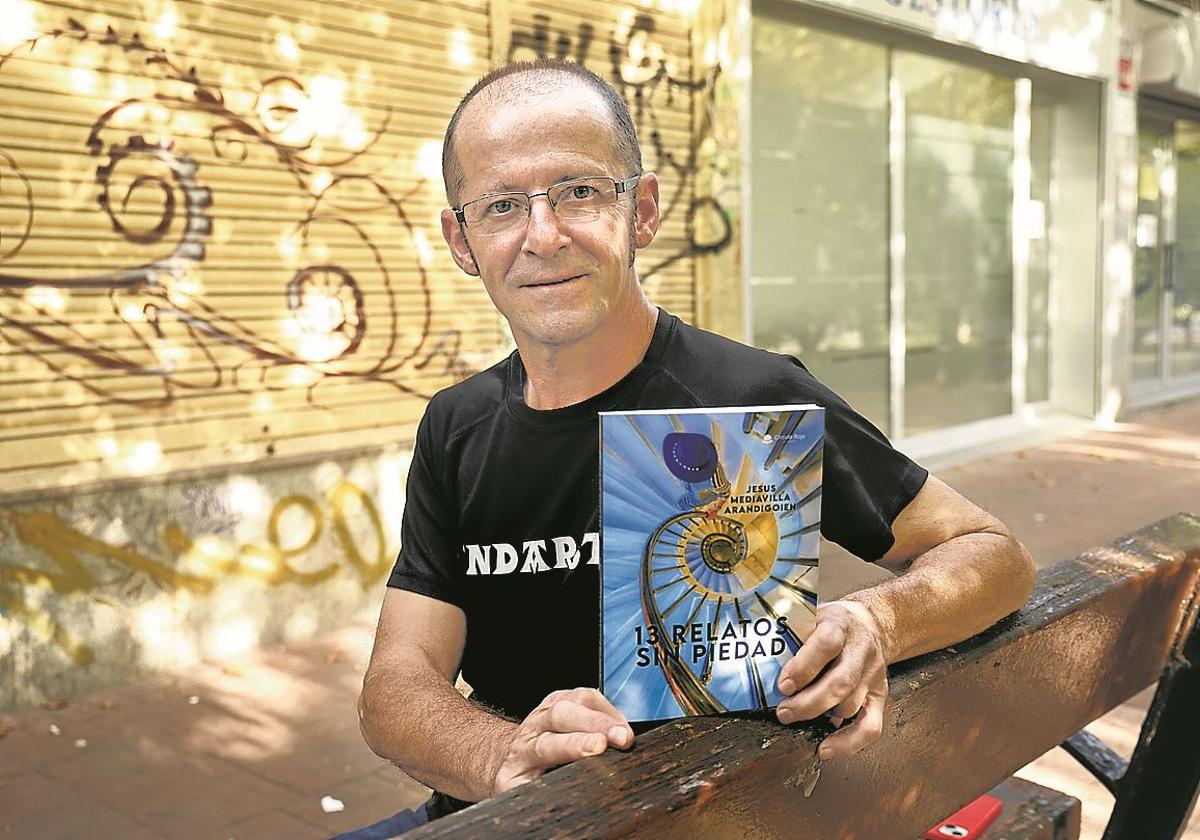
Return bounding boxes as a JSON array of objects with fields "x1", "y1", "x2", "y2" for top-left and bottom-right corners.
[{"x1": 0, "y1": 0, "x2": 701, "y2": 492}]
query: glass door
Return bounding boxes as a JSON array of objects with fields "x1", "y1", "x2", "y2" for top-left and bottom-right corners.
[
  {"x1": 1133, "y1": 122, "x2": 1170, "y2": 385},
  {"x1": 749, "y1": 18, "x2": 891, "y2": 433},
  {"x1": 897, "y1": 53, "x2": 1016, "y2": 435},
  {"x1": 1133, "y1": 113, "x2": 1200, "y2": 395},
  {"x1": 1173, "y1": 122, "x2": 1200, "y2": 379}
]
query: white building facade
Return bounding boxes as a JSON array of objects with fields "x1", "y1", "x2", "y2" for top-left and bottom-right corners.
[{"x1": 728, "y1": 0, "x2": 1196, "y2": 462}]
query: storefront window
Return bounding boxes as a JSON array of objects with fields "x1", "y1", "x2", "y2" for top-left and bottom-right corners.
[
  {"x1": 1173, "y1": 121, "x2": 1200, "y2": 378},
  {"x1": 899, "y1": 53, "x2": 1015, "y2": 435},
  {"x1": 750, "y1": 19, "x2": 890, "y2": 432},
  {"x1": 1133, "y1": 116, "x2": 1200, "y2": 387},
  {"x1": 749, "y1": 11, "x2": 1055, "y2": 438}
]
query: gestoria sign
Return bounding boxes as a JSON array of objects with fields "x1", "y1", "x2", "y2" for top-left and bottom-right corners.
[{"x1": 796, "y1": 0, "x2": 1115, "y2": 80}]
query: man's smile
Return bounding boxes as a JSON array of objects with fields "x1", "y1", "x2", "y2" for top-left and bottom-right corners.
[{"x1": 522, "y1": 274, "x2": 585, "y2": 288}]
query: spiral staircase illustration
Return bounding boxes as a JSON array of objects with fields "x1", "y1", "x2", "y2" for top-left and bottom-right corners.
[{"x1": 602, "y1": 408, "x2": 825, "y2": 721}]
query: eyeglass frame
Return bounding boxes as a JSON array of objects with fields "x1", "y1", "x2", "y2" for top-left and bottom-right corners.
[{"x1": 451, "y1": 173, "x2": 643, "y2": 232}]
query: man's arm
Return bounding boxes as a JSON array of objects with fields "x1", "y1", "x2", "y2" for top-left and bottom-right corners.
[
  {"x1": 358, "y1": 588, "x2": 634, "y2": 802},
  {"x1": 858, "y1": 473, "x2": 1037, "y2": 661},
  {"x1": 775, "y1": 474, "x2": 1037, "y2": 759},
  {"x1": 358, "y1": 588, "x2": 500, "y2": 802}
]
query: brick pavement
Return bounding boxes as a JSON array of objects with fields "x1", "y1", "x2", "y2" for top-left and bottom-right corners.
[
  {"x1": 2, "y1": 398, "x2": 1197, "y2": 839},
  {"x1": 0, "y1": 624, "x2": 430, "y2": 839}
]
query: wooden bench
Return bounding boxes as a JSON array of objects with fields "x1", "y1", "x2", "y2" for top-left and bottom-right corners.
[{"x1": 403, "y1": 513, "x2": 1200, "y2": 840}]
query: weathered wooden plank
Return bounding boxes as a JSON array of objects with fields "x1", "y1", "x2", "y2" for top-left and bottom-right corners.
[{"x1": 403, "y1": 513, "x2": 1200, "y2": 840}]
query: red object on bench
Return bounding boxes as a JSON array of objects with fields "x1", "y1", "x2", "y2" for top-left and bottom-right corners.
[{"x1": 923, "y1": 794, "x2": 1003, "y2": 839}]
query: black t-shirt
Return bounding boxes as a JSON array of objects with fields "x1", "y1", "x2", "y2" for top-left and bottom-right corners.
[{"x1": 388, "y1": 309, "x2": 927, "y2": 725}]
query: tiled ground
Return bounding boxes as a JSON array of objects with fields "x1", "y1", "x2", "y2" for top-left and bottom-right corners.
[{"x1": 2, "y1": 398, "x2": 1198, "y2": 838}]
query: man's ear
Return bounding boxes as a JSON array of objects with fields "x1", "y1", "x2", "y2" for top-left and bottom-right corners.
[
  {"x1": 440, "y1": 208, "x2": 479, "y2": 276},
  {"x1": 633, "y1": 172, "x2": 662, "y2": 250}
]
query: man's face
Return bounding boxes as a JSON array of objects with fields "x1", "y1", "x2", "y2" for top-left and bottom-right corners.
[{"x1": 440, "y1": 84, "x2": 659, "y2": 350}]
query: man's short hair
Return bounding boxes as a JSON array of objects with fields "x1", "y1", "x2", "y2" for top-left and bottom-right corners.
[{"x1": 441, "y1": 59, "x2": 643, "y2": 206}]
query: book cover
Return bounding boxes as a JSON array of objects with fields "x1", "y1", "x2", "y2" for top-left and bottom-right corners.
[{"x1": 599, "y1": 405, "x2": 825, "y2": 723}]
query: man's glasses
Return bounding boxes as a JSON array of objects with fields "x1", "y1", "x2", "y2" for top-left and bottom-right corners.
[{"x1": 453, "y1": 174, "x2": 641, "y2": 237}]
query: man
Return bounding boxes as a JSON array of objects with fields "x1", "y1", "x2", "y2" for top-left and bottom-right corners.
[{"x1": 356, "y1": 58, "x2": 1036, "y2": 828}]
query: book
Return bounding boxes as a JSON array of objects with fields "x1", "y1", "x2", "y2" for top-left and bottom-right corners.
[{"x1": 599, "y1": 405, "x2": 825, "y2": 723}]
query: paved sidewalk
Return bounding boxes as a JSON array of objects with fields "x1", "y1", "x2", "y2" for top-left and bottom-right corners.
[
  {"x1": 0, "y1": 621, "x2": 428, "y2": 839},
  {"x1": 2, "y1": 399, "x2": 1198, "y2": 839}
]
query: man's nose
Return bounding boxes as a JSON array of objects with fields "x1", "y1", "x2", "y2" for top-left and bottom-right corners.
[{"x1": 521, "y1": 196, "x2": 570, "y2": 257}]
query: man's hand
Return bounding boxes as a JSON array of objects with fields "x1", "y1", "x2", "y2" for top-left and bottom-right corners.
[
  {"x1": 775, "y1": 600, "x2": 890, "y2": 761},
  {"x1": 490, "y1": 688, "x2": 635, "y2": 795}
]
